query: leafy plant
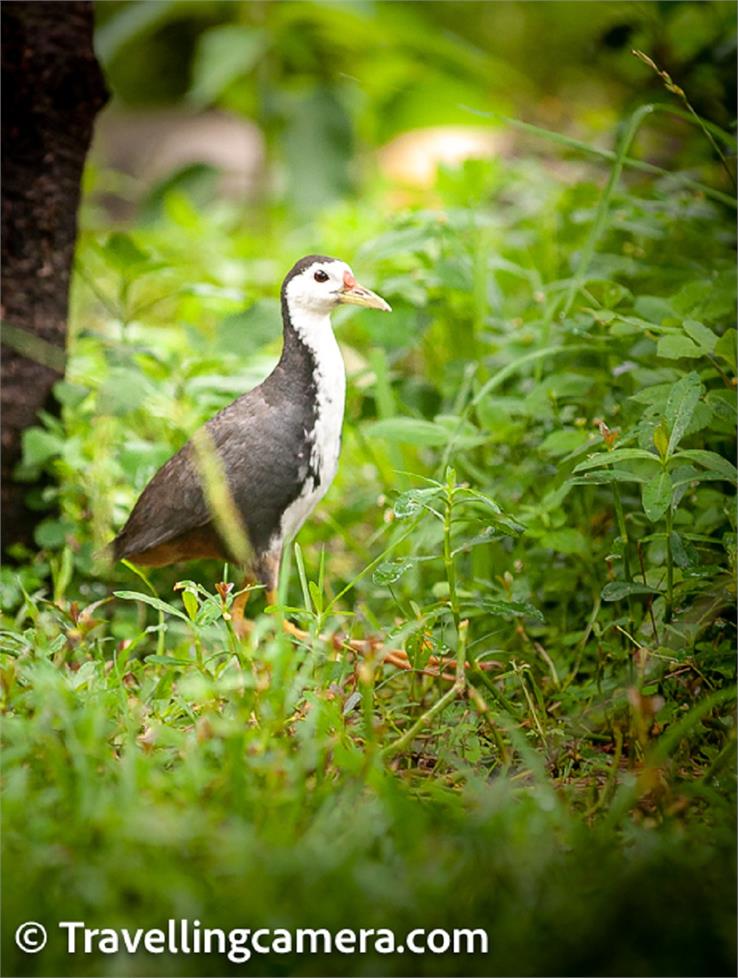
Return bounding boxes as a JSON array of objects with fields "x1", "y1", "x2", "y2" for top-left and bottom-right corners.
[{"x1": 3, "y1": 26, "x2": 736, "y2": 976}]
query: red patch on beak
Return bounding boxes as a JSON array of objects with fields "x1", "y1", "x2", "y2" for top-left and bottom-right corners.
[{"x1": 343, "y1": 270, "x2": 357, "y2": 289}]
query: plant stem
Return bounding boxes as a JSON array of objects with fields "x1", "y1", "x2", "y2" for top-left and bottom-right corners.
[
  {"x1": 664, "y1": 507, "x2": 674, "y2": 624},
  {"x1": 382, "y1": 621, "x2": 467, "y2": 759},
  {"x1": 632, "y1": 49, "x2": 736, "y2": 191},
  {"x1": 611, "y1": 484, "x2": 631, "y2": 581},
  {"x1": 382, "y1": 474, "x2": 468, "y2": 759},
  {"x1": 460, "y1": 104, "x2": 736, "y2": 207},
  {"x1": 443, "y1": 478, "x2": 461, "y2": 635},
  {"x1": 121, "y1": 559, "x2": 165, "y2": 657},
  {"x1": 562, "y1": 103, "x2": 657, "y2": 319},
  {"x1": 585, "y1": 725, "x2": 624, "y2": 818},
  {"x1": 514, "y1": 662, "x2": 548, "y2": 750}
]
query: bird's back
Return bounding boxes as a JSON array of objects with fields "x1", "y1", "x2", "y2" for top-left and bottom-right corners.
[{"x1": 112, "y1": 351, "x2": 321, "y2": 565}]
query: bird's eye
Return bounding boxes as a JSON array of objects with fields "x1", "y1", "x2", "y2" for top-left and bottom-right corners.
[{"x1": 313, "y1": 269, "x2": 329, "y2": 283}]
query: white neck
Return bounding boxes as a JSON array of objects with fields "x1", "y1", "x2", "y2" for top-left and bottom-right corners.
[
  {"x1": 274, "y1": 305, "x2": 347, "y2": 546},
  {"x1": 289, "y1": 307, "x2": 336, "y2": 353}
]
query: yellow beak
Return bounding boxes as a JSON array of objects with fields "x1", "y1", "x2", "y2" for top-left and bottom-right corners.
[{"x1": 337, "y1": 282, "x2": 392, "y2": 312}]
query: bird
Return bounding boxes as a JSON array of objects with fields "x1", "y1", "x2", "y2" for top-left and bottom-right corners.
[{"x1": 111, "y1": 255, "x2": 391, "y2": 635}]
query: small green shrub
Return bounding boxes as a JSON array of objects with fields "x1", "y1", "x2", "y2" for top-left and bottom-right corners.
[{"x1": 3, "y1": 97, "x2": 735, "y2": 976}]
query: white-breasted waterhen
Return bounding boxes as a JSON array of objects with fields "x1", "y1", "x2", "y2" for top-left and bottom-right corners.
[{"x1": 111, "y1": 256, "x2": 390, "y2": 635}]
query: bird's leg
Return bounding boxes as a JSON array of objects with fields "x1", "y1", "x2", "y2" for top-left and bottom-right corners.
[
  {"x1": 281, "y1": 616, "x2": 311, "y2": 641},
  {"x1": 266, "y1": 585, "x2": 311, "y2": 640},
  {"x1": 253, "y1": 548, "x2": 494, "y2": 669},
  {"x1": 340, "y1": 636, "x2": 501, "y2": 681},
  {"x1": 231, "y1": 572, "x2": 256, "y2": 639},
  {"x1": 255, "y1": 549, "x2": 310, "y2": 639}
]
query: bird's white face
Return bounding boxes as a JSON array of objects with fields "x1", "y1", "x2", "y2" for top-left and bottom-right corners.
[{"x1": 285, "y1": 259, "x2": 391, "y2": 318}]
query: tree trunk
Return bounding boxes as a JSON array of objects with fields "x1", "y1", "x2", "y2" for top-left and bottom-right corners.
[{"x1": 1, "y1": 1, "x2": 108, "y2": 552}]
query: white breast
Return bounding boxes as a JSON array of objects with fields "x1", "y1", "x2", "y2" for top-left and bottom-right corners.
[{"x1": 277, "y1": 313, "x2": 346, "y2": 545}]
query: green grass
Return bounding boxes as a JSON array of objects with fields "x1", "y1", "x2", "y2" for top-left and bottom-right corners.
[{"x1": 2, "y1": 101, "x2": 736, "y2": 977}]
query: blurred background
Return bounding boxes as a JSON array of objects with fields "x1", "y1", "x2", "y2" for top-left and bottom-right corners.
[
  {"x1": 3, "y1": 4, "x2": 737, "y2": 977},
  {"x1": 90, "y1": 0, "x2": 735, "y2": 218},
  {"x1": 10, "y1": 0, "x2": 734, "y2": 597}
]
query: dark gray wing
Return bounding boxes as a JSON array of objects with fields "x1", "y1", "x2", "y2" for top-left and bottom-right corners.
[
  {"x1": 112, "y1": 373, "x2": 314, "y2": 561},
  {"x1": 111, "y1": 438, "x2": 209, "y2": 560},
  {"x1": 202, "y1": 378, "x2": 316, "y2": 554}
]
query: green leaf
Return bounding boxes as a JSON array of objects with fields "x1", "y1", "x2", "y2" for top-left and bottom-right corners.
[
  {"x1": 634, "y1": 295, "x2": 674, "y2": 323},
  {"x1": 566, "y1": 469, "x2": 647, "y2": 487},
  {"x1": 452, "y1": 528, "x2": 505, "y2": 555},
  {"x1": 653, "y1": 420, "x2": 669, "y2": 460},
  {"x1": 475, "y1": 598, "x2": 544, "y2": 623},
  {"x1": 34, "y1": 519, "x2": 70, "y2": 550},
  {"x1": 144, "y1": 655, "x2": 192, "y2": 667},
  {"x1": 181, "y1": 591, "x2": 198, "y2": 621},
  {"x1": 574, "y1": 448, "x2": 657, "y2": 473},
  {"x1": 53, "y1": 380, "x2": 90, "y2": 408},
  {"x1": 539, "y1": 429, "x2": 591, "y2": 458},
  {"x1": 670, "y1": 532, "x2": 699, "y2": 569},
  {"x1": 103, "y1": 232, "x2": 150, "y2": 270},
  {"x1": 682, "y1": 319, "x2": 717, "y2": 353},
  {"x1": 705, "y1": 389, "x2": 737, "y2": 433},
  {"x1": 405, "y1": 627, "x2": 436, "y2": 671},
  {"x1": 657, "y1": 334, "x2": 702, "y2": 360},
  {"x1": 534, "y1": 370, "x2": 595, "y2": 400},
  {"x1": 669, "y1": 464, "x2": 718, "y2": 491},
  {"x1": 196, "y1": 601, "x2": 223, "y2": 627},
  {"x1": 539, "y1": 528, "x2": 588, "y2": 555},
  {"x1": 114, "y1": 591, "x2": 189, "y2": 621},
  {"x1": 372, "y1": 559, "x2": 415, "y2": 586},
  {"x1": 97, "y1": 368, "x2": 154, "y2": 415},
  {"x1": 188, "y1": 25, "x2": 265, "y2": 107},
  {"x1": 95, "y1": 0, "x2": 183, "y2": 64},
  {"x1": 671, "y1": 274, "x2": 736, "y2": 322},
  {"x1": 601, "y1": 581, "x2": 661, "y2": 601},
  {"x1": 433, "y1": 415, "x2": 488, "y2": 449},
  {"x1": 642, "y1": 470, "x2": 672, "y2": 522},
  {"x1": 365, "y1": 417, "x2": 455, "y2": 446},
  {"x1": 21, "y1": 428, "x2": 63, "y2": 467},
  {"x1": 673, "y1": 450, "x2": 737, "y2": 483},
  {"x1": 488, "y1": 513, "x2": 526, "y2": 537},
  {"x1": 393, "y1": 487, "x2": 442, "y2": 519},
  {"x1": 458, "y1": 488, "x2": 501, "y2": 514},
  {"x1": 308, "y1": 581, "x2": 323, "y2": 616},
  {"x1": 665, "y1": 372, "x2": 704, "y2": 455},
  {"x1": 629, "y1": 382, "x2": 673, "y2": 408}
]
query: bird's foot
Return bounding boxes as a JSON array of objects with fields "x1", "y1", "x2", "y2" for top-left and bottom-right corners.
[
  {"x1": 352, "y1": 643, "x2": 457, "y2": 681},
  {"x1": 342, "y1": 639, "x2": 501, "y2": 681},
  {"x1": 263, "y1": 588, "x2": 313, "y2": 642},
  {"x1": 282, "y1": 619, "x2": 311, "y2": 641},
  {"x1": 230, "y1": 580, "x2": 256, "y2": 640},
  {"x1": 269, "y1": 608, "x2": 498, "y2": 683}
]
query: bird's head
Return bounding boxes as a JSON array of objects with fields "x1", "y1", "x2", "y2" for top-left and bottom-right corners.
[{"x1": 282, "y1": 255, "x2": 391, "y2": 318}]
